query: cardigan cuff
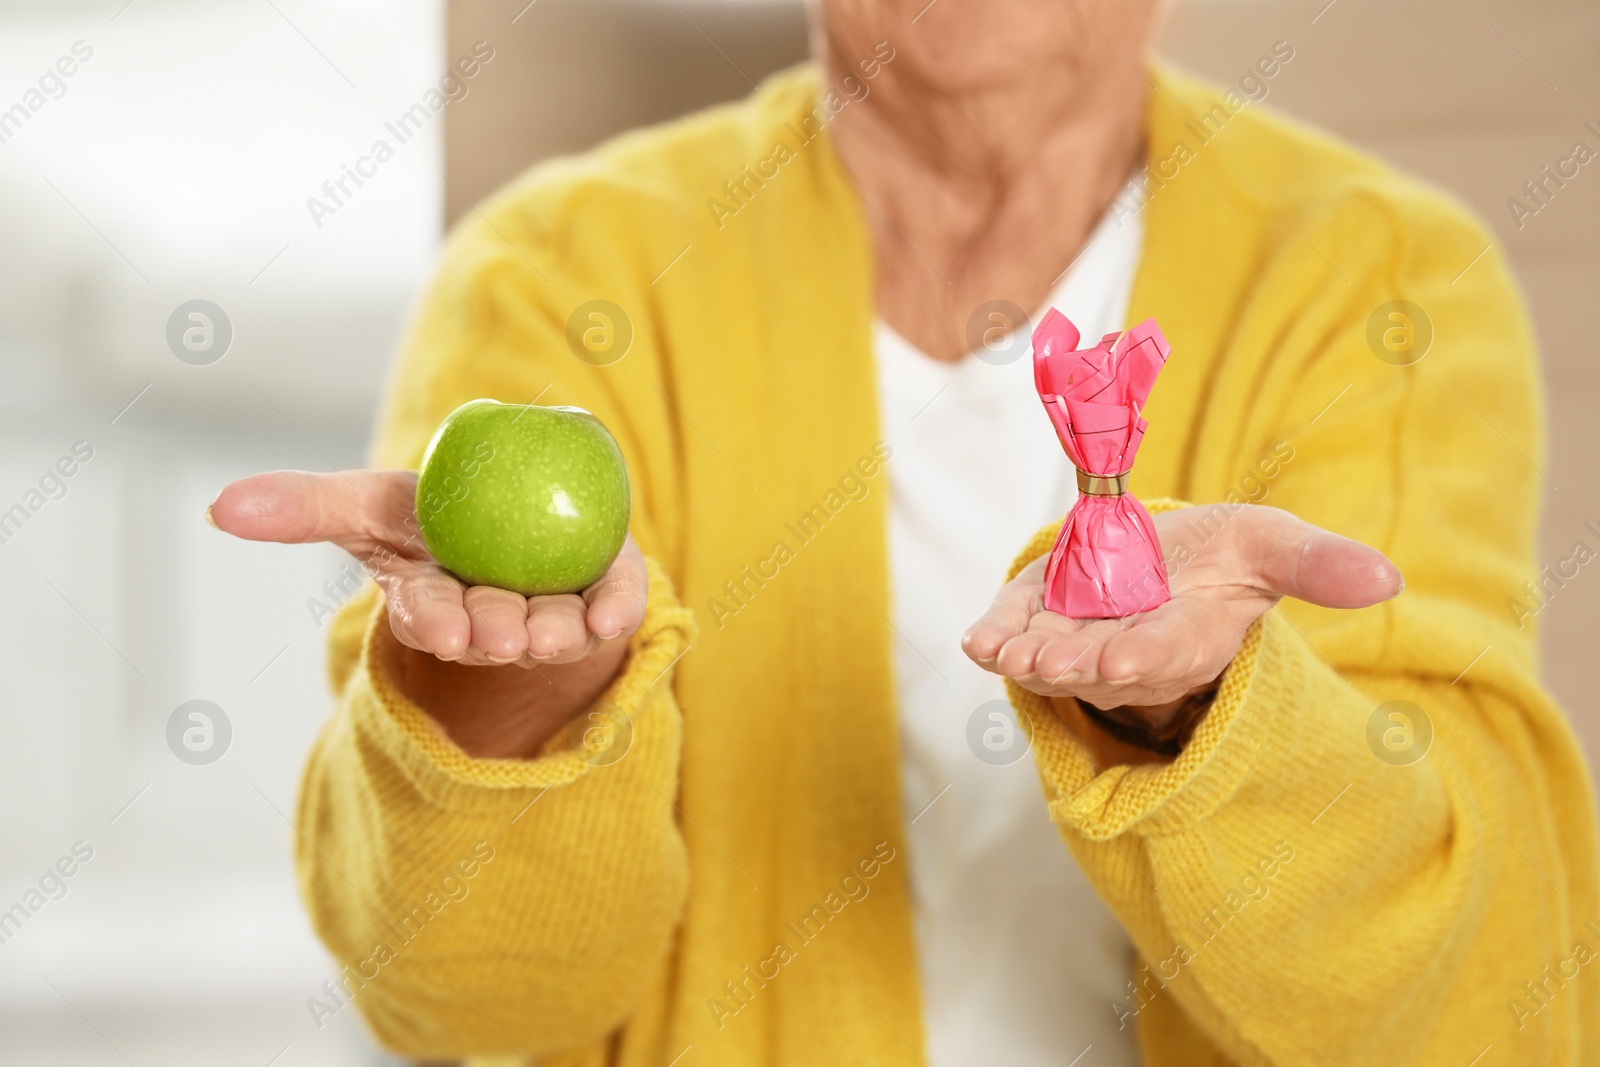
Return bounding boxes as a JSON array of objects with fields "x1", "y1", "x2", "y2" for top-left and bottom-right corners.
[{"x1": 343, "y1": 555, "x2": 696, "y2": 814}]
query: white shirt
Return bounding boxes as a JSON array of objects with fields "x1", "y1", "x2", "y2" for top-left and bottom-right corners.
[{"x1": 875, "y1": 200, "x2": 1143, "y2": 1067}]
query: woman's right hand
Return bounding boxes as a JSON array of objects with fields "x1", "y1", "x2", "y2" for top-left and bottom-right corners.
[{"x1": 208, "y1": 470, "x2": 648, "y2": 758}]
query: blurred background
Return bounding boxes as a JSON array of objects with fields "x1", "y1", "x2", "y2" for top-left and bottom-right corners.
[{"x1": 0, "y1": 0, "x2": 1594, "y2": 1063}]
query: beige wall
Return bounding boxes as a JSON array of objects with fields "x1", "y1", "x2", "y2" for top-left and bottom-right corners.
[
  {"x1": 446, "y1": 0, "x2": 1600, "y2": 766},
  {"x1": 444, "y1": 0, "x2": 810, "y2": 220}
]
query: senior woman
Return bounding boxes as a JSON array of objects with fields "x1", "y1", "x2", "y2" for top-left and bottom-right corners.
[{"x1": 212, "y1": 0, "x2": 1598, "y2": 1063}]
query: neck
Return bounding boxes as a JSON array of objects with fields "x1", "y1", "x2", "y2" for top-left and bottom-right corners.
[{"x1": 824, "y1": 48, "x2": 1149, "y2": 361}]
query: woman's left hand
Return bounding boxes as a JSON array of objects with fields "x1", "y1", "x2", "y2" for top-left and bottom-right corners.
[{"x1": 962, "y1": 504, "x2": 1403, "y2": 734}]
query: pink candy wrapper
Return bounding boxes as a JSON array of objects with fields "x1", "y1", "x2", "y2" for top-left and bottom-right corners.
[{"x1": 1032, "y1": 309, "x2": 1172, "y2": 618}]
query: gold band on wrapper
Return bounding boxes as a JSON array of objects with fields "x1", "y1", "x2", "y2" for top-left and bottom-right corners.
[{"x1": 1075, "y1": 468, "x2": 1131, "y2": 497}]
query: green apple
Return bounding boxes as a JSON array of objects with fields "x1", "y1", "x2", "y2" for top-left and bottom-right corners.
[{"x1": 415, "y1": 399, "x2": 631, "y2": 596}]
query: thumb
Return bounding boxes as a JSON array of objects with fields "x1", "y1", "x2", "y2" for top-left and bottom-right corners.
[
  {"x1": 208, "y1": 470, "x2": 423, "y2": 557},
  {"x1": 1246, "y1": 507, "x2": 1403, "y2": 609}
]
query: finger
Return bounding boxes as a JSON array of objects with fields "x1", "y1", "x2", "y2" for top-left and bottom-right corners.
[
  {"x1": 584, "y1": 538, "x2": 649, "y2": 641},
  {"x1": 208, "y1": 470, "x2": 423, "y2": 557},
  {"x1": 963, "y1": 557, "x2": 1049, "y2": 664},
  {"x1": 993, "y1": 630, "x2": 1051, "y2": 680},
  {"x1": 992, "y1": 609, "x2": 1106, "y2": 681},
  {"x1": 1033, "y1": 614, "x2": 1131, "y2": 686},
  {"x1": 379, "y1": 562, "x2": 471, "y2": 661},
  {"x1": 1034, "y1": 634, "x2": 1105, "y2": 687},
  {"x1": 1244, "y1": 508, "x2": 1403, "y2": 608},
  {"x1": 525, "y1": 594, "x2": 592, "y2": 663},
  {"x1": 463, "y1": 586, "x2": 533, "y2": 663}
]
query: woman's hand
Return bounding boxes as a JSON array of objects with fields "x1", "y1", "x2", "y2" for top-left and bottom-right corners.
[
  {"x1": 962, "y1": 504, "x2": 1402, "y2": 737},
  {"x1": 209, "y1": 470, "x2": 647, "y2": 758}
]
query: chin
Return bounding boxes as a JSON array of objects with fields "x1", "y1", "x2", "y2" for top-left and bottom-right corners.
[{"x1": 817, "y1": 0, "x2": 1164, "y2": 95}]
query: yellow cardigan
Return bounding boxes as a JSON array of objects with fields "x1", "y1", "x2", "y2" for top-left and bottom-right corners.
[{"x1": 299, "y1": 65, "x2": 1600, "y2": 1065}]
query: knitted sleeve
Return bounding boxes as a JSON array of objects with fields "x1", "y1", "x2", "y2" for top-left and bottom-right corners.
[
  {"x1": 295, "y1": 164, "x2": 696, "y2": 1060},
  {"x1": 1013, "y1": 185, "x2": 1600, "y2": 1064}
]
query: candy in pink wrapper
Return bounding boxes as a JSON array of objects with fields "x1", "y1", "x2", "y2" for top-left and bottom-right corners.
[{"x1": 1032, "y1": 309, "x2": 1172, "y2": 618}]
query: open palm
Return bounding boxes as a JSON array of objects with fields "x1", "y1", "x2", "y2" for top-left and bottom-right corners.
[
  {"x1": 962, "y1": 504, "x2": 1402, "y2": 730},
  {"x1": 209, "y1": 470, "x2": 648, "y2": 668}
]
